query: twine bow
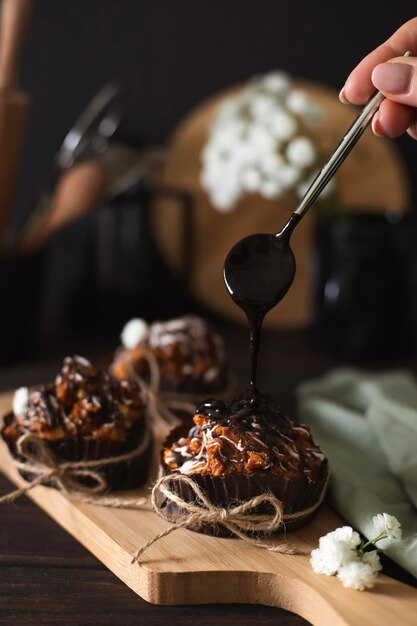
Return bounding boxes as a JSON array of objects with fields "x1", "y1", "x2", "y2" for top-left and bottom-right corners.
[
  {"x1": 0, "y1": 350, "x2": 194, "y2": 508},
  {"x1": 131, "y1": 473, "x2": 328, "y2": 563},
  {"x1": 0, "y1": 426, "x2": 151, "y2": 508}
]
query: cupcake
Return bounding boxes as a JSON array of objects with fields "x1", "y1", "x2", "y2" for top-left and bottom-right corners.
[
  {"x1": 111, "y1": 315, "x2": 229, "y2": 396},
  {"x1": 160, "y1": 391, "x2": 328, "y2": 536},
  {"x1": 1, "y1": 355, "x2": 153, "y2": 491}
]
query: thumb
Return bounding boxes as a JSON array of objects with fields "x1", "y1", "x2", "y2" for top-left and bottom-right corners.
[{"x1": 372, "y1": 56, "x2": 417, "y2": 106}]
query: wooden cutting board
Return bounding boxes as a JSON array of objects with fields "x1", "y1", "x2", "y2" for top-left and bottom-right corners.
[
  {"x1": 0, "y1": 390, "x2": 416, "y2": 625},
  {"x1": 151, "y1": 80, "x2": 412, "y2": 328}
]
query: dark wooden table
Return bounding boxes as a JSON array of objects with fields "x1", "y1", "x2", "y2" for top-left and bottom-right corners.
[{"x1": 0, "y1": 327, "x2": 414, "y2": 626}]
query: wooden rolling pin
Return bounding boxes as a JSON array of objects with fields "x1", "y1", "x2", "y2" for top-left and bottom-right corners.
[{"x1": 0, "y1": 0, "x2": 33, "y2": 246}]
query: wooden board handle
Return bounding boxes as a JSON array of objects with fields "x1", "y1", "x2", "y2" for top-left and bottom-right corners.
[{"x1": 0, "y1": 0, "x2": 33, "y2": 90}]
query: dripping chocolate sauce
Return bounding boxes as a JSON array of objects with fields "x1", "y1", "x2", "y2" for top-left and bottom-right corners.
[
  {"x1": 202, "y1": 212, "x2": 301, "y2": 420},
  {"x1": 241, "y1": 219, "x2": 300, "y2": 391},
  {"x1": 195, "y1": 391, "x2": 293, "y2": 435}
]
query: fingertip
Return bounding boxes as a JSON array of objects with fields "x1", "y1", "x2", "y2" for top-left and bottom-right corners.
[
  {"x1": 371, "y1": 113, "x2": 385, "y2": 137},
  {"x1": 339, "y1": 86, "x2": 349, "y2": 104},
  {"x1": 374, "y1": 99, "x2": 417, "y2": 138},
  {"x1": 371, "y1": 64, "x2": 381, "y2": 89},
  {"x1": 342, "y1": 81, "x2": 371, "y2": 105}
]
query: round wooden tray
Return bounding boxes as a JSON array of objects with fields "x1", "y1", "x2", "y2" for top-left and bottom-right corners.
[{"x1": 151, "y1": 80, "x2": 411, "y2": 328}]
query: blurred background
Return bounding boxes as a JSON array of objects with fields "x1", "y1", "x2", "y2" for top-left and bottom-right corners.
[{"x1": 2, "y1": 0, "x2": 417, "y2": 371}]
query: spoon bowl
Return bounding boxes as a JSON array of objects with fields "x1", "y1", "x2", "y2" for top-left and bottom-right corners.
[{"x1": 223, "y1": 231, "x2": 296, "y2": 315}]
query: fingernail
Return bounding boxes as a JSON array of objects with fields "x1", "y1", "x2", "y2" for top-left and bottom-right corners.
[
  {"x1": 372, "y1": 62, "x2": 413, "y2": 94},
  {"x1": 372, "y1": 113, "x2": 384, "y2": 137},
  {"x1": 407, "y1": 122, "x2": 417, "y2": 140},
  {"x1": 339, "y1": 86, "x2": 349, "y2": 104}
]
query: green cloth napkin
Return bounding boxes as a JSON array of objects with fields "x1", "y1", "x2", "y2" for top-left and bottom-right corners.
[{"x1": 297, "y1": 369, "x2": 417, "y2": 578}]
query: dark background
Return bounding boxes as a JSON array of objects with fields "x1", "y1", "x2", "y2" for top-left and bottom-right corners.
[
  {"x1": 16, "y1": 0, "x2": 417, "y2": 218},
  {"x1": 3, "y1": 0, "x2": 417, "y2": 364}
]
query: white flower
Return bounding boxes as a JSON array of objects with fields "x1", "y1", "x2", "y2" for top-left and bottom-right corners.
[
  {"x1": 259, "y1": 179, "x2": 283, "y2": 199},
  {"x1": 258, "y1": 152, "x2": 284, "y2": 176},
  {"x1": 231, "y1": 140, "x2": 254, "y2": 167},
  {"x1": 310, "y1": 537, "x2": 357, "y2": 576},
  {"x1": 310, "y1": 548, "x2": 333, "y2": 575},
  {"x1": 332, "y1": 526, "x2": 361, "y2": 549},
  {"x1": 311, "y1": 516, "x2": 403, "y2": 591},
  {"x1": 337, "y1": 562, "x2": 378, "y2": 591},
  {"x1": 259, "y1": 71, "x2": 291, "y2": 96},
  {"x1": 240, "y1": 167, "x2": 261, "y2": 192},
  {"x1": 309, "y1": 541, "x2": 355, "y2": 576},
  {"x1": 286, "y1": 136, "x2": 316, "y2": 168},
  {"x1": 211, "y1": 183, "x2": 241, "y2": 212},
  {"x1": 286, "y1": 89, "x2": 323, "y2": 124},
  {"x1": 274, "y1": 164, "x2": 300, "y2": 190},
  {"x1": 248, "y1": 93, "x2": 279, "y2": 120},
  {"x1": 286, "y1": 90, "x2": 311, "y2": 116},
  {"x1": 210, "y1": 120, "x2": 245, "y2": 149},
  {"x1": 13, "y1": 387, "x2": 29, "y2": 416},
  {"x1": 200, "y1": 69, "x2": 325, "y2": 211},
  {"x1": 245, "y1": 124, "x2": 276, "y2": 154},
  {"x1": 310, "y1": 526, "x2": 361, "y2": 576},
  {"x1": 214, "y1": 100, "x2": 240, "y2": 125},
  {"x1": 121, "y1": 318, "x2": 148, "y2": 350},
  {"x1": 269, "y1": 110, "x2": 298, "y2": 141},
  {"x1": 372, "y1": 513, "x2": 402, "y2": 540},
  {"x1": 362, "y1": 551, "x2": 382, "y2": 572}
]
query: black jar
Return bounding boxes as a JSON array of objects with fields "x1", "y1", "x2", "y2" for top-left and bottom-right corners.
[{"x1": 312, "y1": 210, "x2": 417, "y2": 360}]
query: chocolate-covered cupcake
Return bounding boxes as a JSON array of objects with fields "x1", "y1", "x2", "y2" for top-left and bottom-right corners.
[
  {"x1": 1, "y1": 355, "x2": 153, "y2": 491},
  {"x1": 111, "y1": 315, "x2": 229, "y2": 395},
  {"x1": 160, "y1": 391, "x2": 328, "y2": 536}
]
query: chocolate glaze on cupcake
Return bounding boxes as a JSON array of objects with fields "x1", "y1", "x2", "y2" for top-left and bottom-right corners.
[
  {"x1": 1, "y1": 355, "x2": 153, "y2": 491},
  {"x1": 111, "y1": 315, "x2": 228, "y2": 395},
  {"x1": 160, "y1": 390, "x2": 328, "y2": 536}
]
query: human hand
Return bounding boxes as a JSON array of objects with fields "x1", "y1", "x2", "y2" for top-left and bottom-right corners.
[{"x1": 340, "y1": 18, "x2": 417, "y2": 139}]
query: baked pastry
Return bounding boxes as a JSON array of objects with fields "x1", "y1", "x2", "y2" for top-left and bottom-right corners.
[
  {"x1": 111, "y1": 315, "x2": 229, "y2": 395},
  {"x1": 1, "y1": 355, "x2": 153, "y2": 491},
  {"x1": 160, "y1": 390, "x2": 328, "y2": 535}
]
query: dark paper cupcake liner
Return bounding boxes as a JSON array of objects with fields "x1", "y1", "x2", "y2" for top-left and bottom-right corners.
[
  {"x1": 1, "y1": 413, "x2": 153, "y2": 492},
  {"x1": 158, "y1": 424, "x2": 329, "y2": 537}
]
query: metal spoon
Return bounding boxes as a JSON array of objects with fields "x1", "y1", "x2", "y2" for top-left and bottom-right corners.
[
  {"x1": 224, "y1": 52, "x2": 412, "y2": 316},
  {"x1": 224, "y1": 52, "x2": 411, "y2": 391}
]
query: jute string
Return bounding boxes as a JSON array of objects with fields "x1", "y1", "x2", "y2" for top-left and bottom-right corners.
[
  {"x1": 0, "y1": 351, "x2": 195, "y2": 508},
  {"x1": 0, "y1": 425, "x2": 152, "y2": 508},
  {"x1": 131, "y1": 471, "x2": 330, "y2": 563},
  {"x1": 123, "y1": 351, "x2": 198, "y2": 425}
]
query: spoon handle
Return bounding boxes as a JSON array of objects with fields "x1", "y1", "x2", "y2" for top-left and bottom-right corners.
[{"x1": 292, "y1": 50, "x2": 412, "y2": 220}]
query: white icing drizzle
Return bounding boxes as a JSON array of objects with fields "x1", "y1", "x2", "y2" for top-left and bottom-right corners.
[
  {"x1": 250, "y1": 435, "x2": 268, "y2": 449},
  {"x1": 178, "y1": 459, "x2": 205, "y2": 474},
  {"x1": 219, "y1": 434, "x2": 243, "y2": 451},
  {"x1": 173, "y1": 444, "x2": 193, "y2": 459},
  {"x1": 293, "y1": 425, "x2": 310, "y2": 436},
  {"x1": 172, "y1": 409, "x2": 323, "y2": 477},
  {"x1": 288, "y1": 447, "x2": 300, "y2": 459}
]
